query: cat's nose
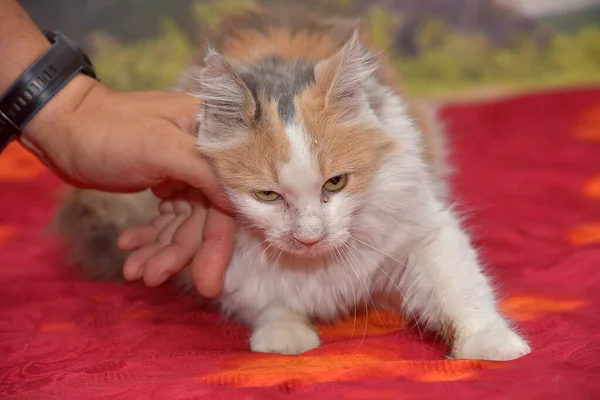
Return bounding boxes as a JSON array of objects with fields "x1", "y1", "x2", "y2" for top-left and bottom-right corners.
[{"x1": 296, "y1": 237, "x2": 322, "y2": 247}]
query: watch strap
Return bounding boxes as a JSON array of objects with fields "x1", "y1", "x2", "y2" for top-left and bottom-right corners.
[{"x1": 0, "y1": 30, "x2": 98, "y2": 152}]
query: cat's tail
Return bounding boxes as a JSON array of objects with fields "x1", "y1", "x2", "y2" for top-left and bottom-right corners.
[
  {"x1": 408, "y1": 99, "x2": 454, "y2": 201},
  {"x1": 51, "y1": 188, "x2": 159, "y2": 281}
]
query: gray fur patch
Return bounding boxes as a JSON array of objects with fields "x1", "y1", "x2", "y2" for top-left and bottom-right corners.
[
  {"x1": 236, "y1": 57, "x2": 316, "y2": 123},
  {"x1": 51, "y1": 189, "x2": 159, "y2": 282}
]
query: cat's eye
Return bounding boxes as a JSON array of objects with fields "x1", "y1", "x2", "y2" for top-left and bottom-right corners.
[
  {"x1": 253, "y1": 190, "x2": 281, "y2": 202},
  {"x1": 323, "y1": 174, "x2": 348, "y2": 193}
]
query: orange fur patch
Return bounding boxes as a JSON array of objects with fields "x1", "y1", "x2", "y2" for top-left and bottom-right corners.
[
  {"x1": 197, "y1": 9, "x2": 442, "y2": 192},
  {"x1": 201, "y1": 101, "x2": 290, "y2": 192},
  {"x1": 222, "y1": 28, "x2": 343, "y2": 63},
  {"x1": 296, "y1": 84, "x2": 397, "y2": 193},
  {"x1": 209, "y1": 7, "x2": 355, "y2": 64}
]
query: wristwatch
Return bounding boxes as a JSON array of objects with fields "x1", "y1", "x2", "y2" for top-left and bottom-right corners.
[{"x1": 0, "y1": 30, "x2": 98, "y2": 152}]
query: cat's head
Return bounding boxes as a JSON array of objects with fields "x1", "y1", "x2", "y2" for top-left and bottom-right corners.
[{"x1": 194, "y1": 30, "x2": 397, "y2": 259}]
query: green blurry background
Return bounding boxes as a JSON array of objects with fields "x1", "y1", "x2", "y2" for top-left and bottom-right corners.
[{"x1": 20, "y1": 0, "x2": 600, "y2": 100}]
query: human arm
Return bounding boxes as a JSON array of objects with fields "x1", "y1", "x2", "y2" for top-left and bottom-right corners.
[{"x1": 0, "y1": 0, "x2": 234, "y2": 297}]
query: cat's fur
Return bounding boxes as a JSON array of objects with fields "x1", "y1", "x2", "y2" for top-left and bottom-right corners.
[{"x1": 53, "y1": 9, "x2": 531, "y2": 360}]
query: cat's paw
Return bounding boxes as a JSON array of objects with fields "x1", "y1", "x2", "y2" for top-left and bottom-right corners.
[
  {"x1": 250, "y1": 321, "x2": 321, "y2": 355},
  {"x1": 452, "y1": 326, "x2": 531, "y2": 361}
]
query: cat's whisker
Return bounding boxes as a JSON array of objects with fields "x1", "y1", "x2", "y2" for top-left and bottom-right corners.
[
  {"x1": 265, "y1": 248, "x2": 280, "y2": 272},
  {"x1": 338, "y1": 244, "x2": 370, "y2": 352},
  {"x1": 269, "y1": 245, "x2": 285, "y2": 273},
  {"x1": 347, "y1": 238, "x2": 425, "y2": 350},
  {"x1": 248, "y1": 238, "x2": 270, "y2": 253},
  {"x1": 260, "y1": 242, "x2": 274, "y2": 259},
  {"x1": 274, "y1": 248, "x2": 284, "y2": 265},
  {"x1": 198, "y1": 101, "x2": 244, "y2": 109},
  {"x1": 202, "y1": 109, "x2": 245, "y2": 115},
  {"x1": 200, "y1": 107, "x2": 247, "y2": 114},
  {"x1": 203, "y1": 112, "x2": 245, "y2": 118},
  {"x1": 350, "y1": 236, "x2": 408, "y2": 269},
  {"x1": 341, "y1": 242, "x2": 387, "y2": 332},
  {"x1": 334, "y1": 246, "x2": 357, "y2": 343},
  {"x1": 260, "y1": 241, "x2": 283, "y2": 273},
  {"x1": 200, "y1": 105, "x2": 244, "y2": 111},
  {"x1": 349, "y1": 224, "x2": 384, "y2": 231}
]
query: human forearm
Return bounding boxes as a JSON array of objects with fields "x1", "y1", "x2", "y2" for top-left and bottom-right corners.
[
  {"x1": 0, "y1": 0, "x2": 51, "y2": 93},
  {"x1": 0, "y1": 1, "x2": 235, "y2": 298},
  {"x1": 0, "y1": 0, "x2": 100, "y2": 163}
]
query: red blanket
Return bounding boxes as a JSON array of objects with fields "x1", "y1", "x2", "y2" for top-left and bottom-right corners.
[{"x1": 2, "y1": 88, "x2": 600, "y2": 399}]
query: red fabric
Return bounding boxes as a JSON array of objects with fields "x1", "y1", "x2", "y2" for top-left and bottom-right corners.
[{"x1": 2, "y1": 88, "x2": 600, "y2": 399}]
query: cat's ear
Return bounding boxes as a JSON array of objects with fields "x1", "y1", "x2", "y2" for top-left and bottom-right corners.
[
  {"x1": 196, "y1": 48, "x2": 256, "y2": 140},
  {"x1": 314, "y1": 28, "x2": 378, "y2": 117}
]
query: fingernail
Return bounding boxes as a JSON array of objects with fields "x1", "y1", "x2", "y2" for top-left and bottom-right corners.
[
  {"x1": 119, "y1": 237, "x2": 133, "y2": 250},
  {"x1": 174, "y1": 200, "x2": 192, "y2": 215},
  {"x1": 123, "y1": 266, "x2": 141, "y2": 281},
  {"x1": 160, "y1": 201, "x2": 175, "y2": 213}
]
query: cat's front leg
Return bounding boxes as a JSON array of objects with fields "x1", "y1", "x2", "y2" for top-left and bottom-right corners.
[
  {"x1": 377, "y1": 206, "x2": 531, "y2": 361},
  {"x1": 416, "y1": 208, "x2": 530, "y2": 360},
  {"x1": 249, "y1": 303, "x2": 321, "y2": 355}
]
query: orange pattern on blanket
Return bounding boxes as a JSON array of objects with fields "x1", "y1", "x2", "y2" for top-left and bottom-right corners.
[
  {"x1": 582, "y1": 175, "x2": 600, "y2": 199},
  {"x1": 573, "y1": 102, "x2": 600, "y2": 141},
  {"x1": 321, "y1": 295, "x2": 585, "y2": 341},
  {"x1": 501, "y1": 296, "x2": 587, "y2": 321},
  {"x1": 0, "y1": 142, "x2": 46, "y2": 181},
  {"x1": 567, "y1": 222, "x2": 600, "y2": 246},
  {"x1": 0, "y1": 225, "x2": 16, "y2": 245},
  {"x1": 318, "y1": 310, "x2": 404, "y2": 340},
  {"x1": 197, "y1": 344, "x2": 498, "y2": 388},
  {"x1": 196, "y1": 294, "x2": 584, "y2": 389}
]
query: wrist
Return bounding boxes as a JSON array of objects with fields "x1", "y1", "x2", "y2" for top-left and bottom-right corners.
[
  {"x1": 1, "y1": 26, "x2": 100, "y2": 155},
  {"x1": 19, "y1": 74, "x2": 103, "y2": 161}
]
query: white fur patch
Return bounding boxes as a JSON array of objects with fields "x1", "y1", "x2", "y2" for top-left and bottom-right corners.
[
  {"x1": 194, "y1": 37, "x2": 530, "y2": 360},
  {"x1": 250, "y1": 304, "x2": 321, "y2": 355},
  {"x1": 278, "y1": 124, "x2": 325, "y2": 243}
]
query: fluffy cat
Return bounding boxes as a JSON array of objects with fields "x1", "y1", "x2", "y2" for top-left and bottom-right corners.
[{"x1": 53, "y1": 9, "x2": 531, "y2": 360}]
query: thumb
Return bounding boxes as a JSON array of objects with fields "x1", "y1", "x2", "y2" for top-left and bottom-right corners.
[{"x1": 154, "y1": 130, "x2": 231, "y2": 212}]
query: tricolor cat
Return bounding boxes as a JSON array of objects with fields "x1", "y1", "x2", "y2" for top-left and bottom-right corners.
[{"x1": 54, "y1": 8, "x2": 531, "y2": 360}]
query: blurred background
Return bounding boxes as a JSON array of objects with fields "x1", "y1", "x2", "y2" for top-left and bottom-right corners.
[{"x1": 20, "y1": 0, "x2": 600, "y2": 101}]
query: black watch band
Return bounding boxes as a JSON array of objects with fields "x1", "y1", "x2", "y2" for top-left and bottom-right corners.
[{"x1": 0, "y1": 30, "x2": 98, "y2": 152}]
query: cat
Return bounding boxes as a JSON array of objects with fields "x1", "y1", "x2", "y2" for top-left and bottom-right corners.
[{"x1": 52, "y1": 8, "x2": 531, "y2": 360}]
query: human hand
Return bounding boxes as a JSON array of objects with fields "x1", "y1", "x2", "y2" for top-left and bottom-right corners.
[
  {"x1": 20, "y1": 74, "x2": 235, "y2": 297},
  {"x1": 118, "y1": 186, "x2": 235, "y2": 298}
]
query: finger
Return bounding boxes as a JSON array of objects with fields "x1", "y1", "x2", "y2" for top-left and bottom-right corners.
[
  {"x1": 156, "y1": 207, "x2": 190, "y2": 245},
  {"x1": 152, "y1": 181, "x2": 188, "y2": 200},
  {"x1": 142, "y1": 201, "x2": 208, "y2": 286},
  {"x1": 122, "y1": 208, "x2": 184, "y2": 283},
  {"x1": 150, "y1": 213, "x2": 177, "y2": 229},
  {"x1": 190, "y1": 205, "x2": 236, "y2": 298},
  {"x1": 123, "y1": 242, "x2": 165, "y2": 281},
  {"x1": 155, "y1": 132, "x2": 232, "y2": 212},
  {"x1": 173, "y1": 199, "x2": 192, "y2": 215},
  {"x1": 159, "y1": 200, "x2": 175, "y2": 213},
  {"x1": 118, "y1": 213, "x2": 175, "y2": 250},
  {"x1": 162, "y1": 91, "x2": 200, "y2": 134},
  {"x1": 118, "y1": 225, "x2": 158, "y2": 251},
  {"x1": 129, "y1": 204, "x2": 188, "y2": 284}
]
